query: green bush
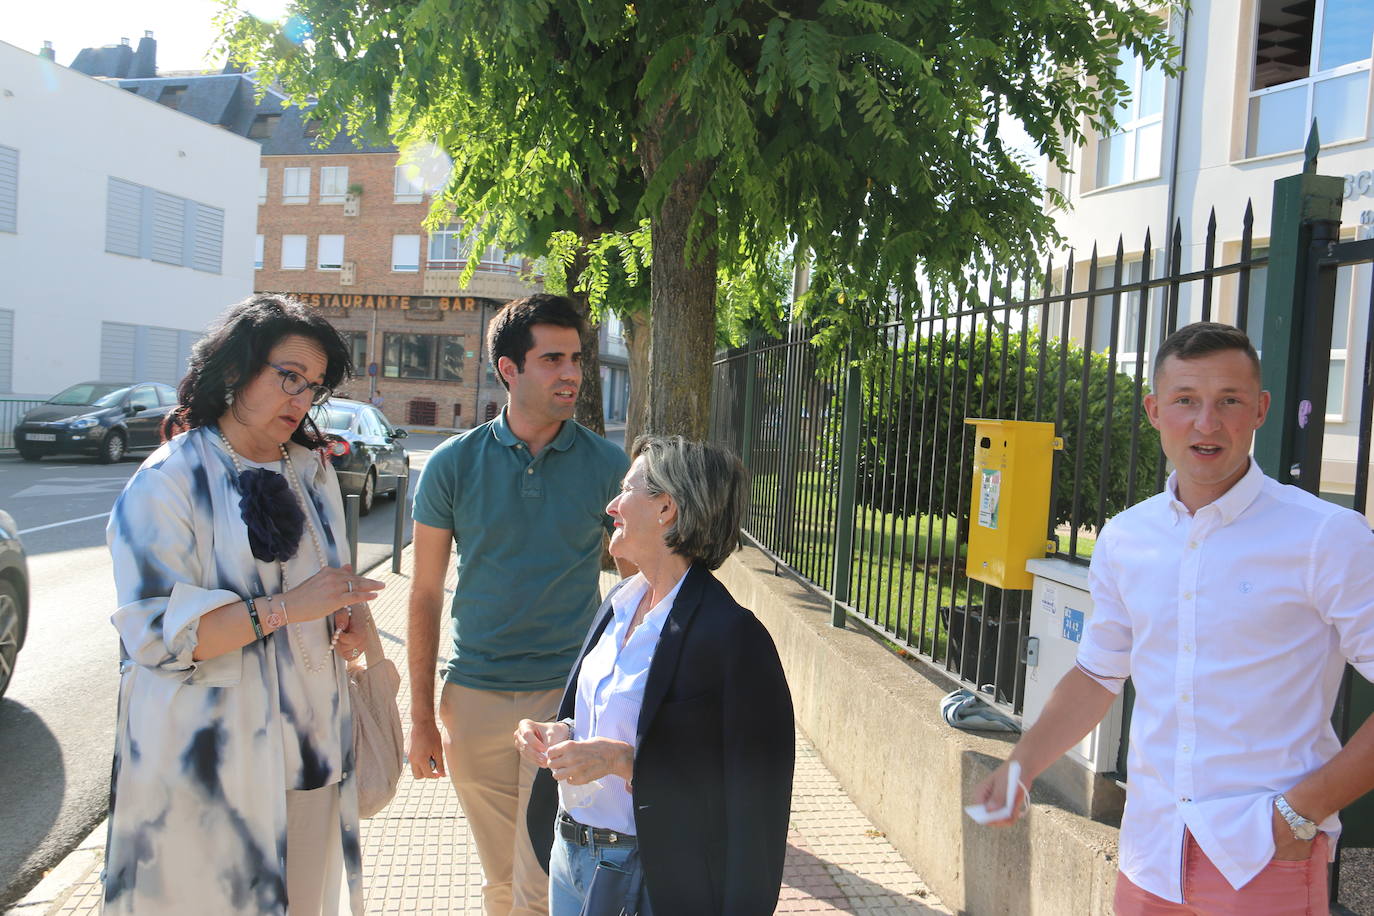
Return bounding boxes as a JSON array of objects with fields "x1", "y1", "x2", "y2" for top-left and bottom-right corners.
[{"x1": 852, "y1": 326, "x2": 1160, "y2": 533}]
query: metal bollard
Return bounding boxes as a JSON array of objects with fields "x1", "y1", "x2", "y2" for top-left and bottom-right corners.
[
  {"x1": 392, "y1": 461, "x2": 410, "y2": 574},
  {"x1": 345, "y1": 492, "x2": 360, "y2": 571}
]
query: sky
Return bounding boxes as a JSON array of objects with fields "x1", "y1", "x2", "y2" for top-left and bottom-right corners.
[{"x1": 0, "y1": 0, "x2": 289, "y2": 72}]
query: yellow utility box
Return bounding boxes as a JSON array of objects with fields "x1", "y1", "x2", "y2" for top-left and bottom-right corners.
[{"x1": 963, "y1": 419, "x2": 1062, "y2": 590}]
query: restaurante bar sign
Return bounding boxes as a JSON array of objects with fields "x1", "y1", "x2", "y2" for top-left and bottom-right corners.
[{"x1": 275, "y1": 293, "x2": 494, "y2": 312}]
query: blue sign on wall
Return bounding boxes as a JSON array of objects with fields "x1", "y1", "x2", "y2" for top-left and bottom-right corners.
[{"x1": 1062, "y1": 607, "x2": 1085, "y2": 643}]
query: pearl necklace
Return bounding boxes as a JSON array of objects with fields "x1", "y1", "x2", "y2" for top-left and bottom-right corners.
[{"x1": 218, "y1": 430, "x2": 342, "y2": 672}]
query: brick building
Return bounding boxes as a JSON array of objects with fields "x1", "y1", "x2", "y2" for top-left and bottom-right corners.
[{"x1": 96, "y1": 47, "x2": 629, "y2": 430}]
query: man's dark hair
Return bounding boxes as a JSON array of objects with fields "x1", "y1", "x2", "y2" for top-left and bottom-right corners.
[
  {"x1": 1153, "y1": 321, "x2": 1261, "y2": 383},
  {"x1": 486, "y1": 294, "x2": 586, "y2": 390},
  {"x1": 163, "y1": 293, "x2": 353, "y2": 448}
]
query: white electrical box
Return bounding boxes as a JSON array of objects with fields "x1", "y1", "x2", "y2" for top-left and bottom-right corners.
[{"x1": 1023, "y1": 557, "x2": 1126, "y2": 774}]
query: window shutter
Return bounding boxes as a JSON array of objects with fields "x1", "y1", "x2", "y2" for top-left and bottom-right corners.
[
  {"x1": 105, "y1": 178, "x2": 143, "y2": 257},
  {"x1": 101, "y1": 322, "x2": 138, "y2": 382},
  {"x1": 0, "y1": 146, "x2": 17, "y2": 233},
  {"x1": 150, "y1": 191, "x2": 185, "y2": 265},
  {"x1": 190, "y1": 203, "x2": 224, "y2": 273}
]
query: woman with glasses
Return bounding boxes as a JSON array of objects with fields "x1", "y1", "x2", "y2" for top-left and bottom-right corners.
[{"x1": 103, "y1": 294, "x2": 385, "y2": 915}]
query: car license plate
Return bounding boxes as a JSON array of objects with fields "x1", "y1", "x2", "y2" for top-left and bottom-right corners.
[{"x1": 25, "y1": 433, "x2": 56, "y2": 442}]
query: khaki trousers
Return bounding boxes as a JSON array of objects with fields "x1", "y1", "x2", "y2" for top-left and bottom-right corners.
[
  {"x1": 285, "y1": 784, "x2": 347, "y2": 915},
  {"x1": 440, "y1": 682, "x2": 563, "y2": 916}
]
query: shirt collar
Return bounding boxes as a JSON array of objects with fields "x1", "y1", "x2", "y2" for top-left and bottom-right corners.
[
  {"x1": 609, "y1": 569, "x2": 690, "y2": 628},
  {"x1": 490, "y1": 407, "x2": 576, "y2": 452},
  {"x1": 1165, "y1": 458, "x2": 1264, "y2": 526}
]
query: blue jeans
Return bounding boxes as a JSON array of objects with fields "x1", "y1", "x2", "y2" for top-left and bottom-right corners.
[{"x1": 548, "y1": 829, "x2": 653, "y2": 916}]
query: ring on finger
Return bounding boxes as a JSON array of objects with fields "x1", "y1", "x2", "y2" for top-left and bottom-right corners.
[{"x1": 346, "y1": 579, "x2": 354, "y2": 593}]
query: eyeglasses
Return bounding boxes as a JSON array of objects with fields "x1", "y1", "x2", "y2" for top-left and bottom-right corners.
[{"x1": 269, "y1": 363, "x2": 333, "y2": 405}]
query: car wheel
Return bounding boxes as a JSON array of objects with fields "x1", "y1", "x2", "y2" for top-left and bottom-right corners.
[
  {"x1": 100, "y1": 429, "x2": 127, "y2": 464},
  {"x1": 17, "y1": 447, "x2": 41, "y2": 462},
  {"x1": 0, "y1": 579, "x2": 24, "y2": 700},
  {"x1": 359, "y1": 468, "x2": 376, "y2": 516}
]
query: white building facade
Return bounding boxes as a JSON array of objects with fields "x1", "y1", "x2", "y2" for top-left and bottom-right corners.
[
  {"x1": 1049, "y1": 0, "x2": 1374, "y2": 502},
  {"x1": 0, "y1": 40, "x2": 256, "y2": 398}
]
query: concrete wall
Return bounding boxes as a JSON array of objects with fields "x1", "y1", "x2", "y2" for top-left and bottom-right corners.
[
  {"x1": 0, "y1": 40, "x2": 256, "y2": 396},
  {"x1": 717, "y1": 545, "x2": 1123, "y2": 915}
]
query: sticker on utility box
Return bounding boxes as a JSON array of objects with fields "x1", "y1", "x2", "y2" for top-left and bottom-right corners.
[
  {"x1": 978, "y1": 468, "x2": 1001, "y2": 529},
  {"x1": 1062, "y1": 607, "x2": 1085, "y2": 643}
]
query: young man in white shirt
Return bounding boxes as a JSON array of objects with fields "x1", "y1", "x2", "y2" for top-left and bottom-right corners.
[{"x1": 974, "y1": 322, "x2": 1374, "y2": 914}]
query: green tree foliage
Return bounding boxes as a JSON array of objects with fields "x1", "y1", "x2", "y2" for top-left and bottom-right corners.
[
  {"x1": 221, "y1": 0, "x2": 1174, "y2": 437},
  {"x1": 854, "y1": 326, "x2": 1160, "y2": 533}
]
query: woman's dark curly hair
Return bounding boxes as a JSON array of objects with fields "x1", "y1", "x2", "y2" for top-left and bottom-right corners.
[{"x1": 162, "y1": 294, "x2": 353, "y2": 449}]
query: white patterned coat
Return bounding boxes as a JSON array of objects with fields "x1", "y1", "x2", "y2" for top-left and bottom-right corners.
[{"x1": 103, "y1": 427, "x2": 362, "y2": 915}]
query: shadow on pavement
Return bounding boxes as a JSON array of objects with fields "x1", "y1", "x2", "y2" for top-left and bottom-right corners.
[{"x1": 0, "y1": 698, "x2": 68, "y2": 907}]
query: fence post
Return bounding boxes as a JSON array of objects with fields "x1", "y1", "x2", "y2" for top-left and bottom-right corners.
[
  {"x1": 830, "y1": 353, "x2": 861, "y2": 628},
  {"x1": 391, "y1": 460, "x2": 410, "y2": 574},
  {"x1": 740, "y1": 336, "x2": 758, "y2": 471},
  {"x1": 345, "y1": 493, "x2": 360, "y2": 571},
  {"x1": 1254, "y1": 126, "x2": 1344, "y2": 485}
]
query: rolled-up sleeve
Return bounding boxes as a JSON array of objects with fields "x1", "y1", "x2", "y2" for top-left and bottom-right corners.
[
  {"x1": 108, "y1": 465, "x2": 242, "y2": 685},
  {"x1": 1076, "y1": 527, "x2": 1132, "y2": 694},
  {"x1": 1311, "y1": 509, "x2": 1374, "y2": 682}
]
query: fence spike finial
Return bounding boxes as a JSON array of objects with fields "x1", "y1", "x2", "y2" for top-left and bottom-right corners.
[{"x1": 1304, "y1": 120, "x2": 1321, "y2": 174}]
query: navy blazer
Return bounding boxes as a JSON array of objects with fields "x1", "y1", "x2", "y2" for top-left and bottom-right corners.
[{"x1": 527, "y1": 563, "x2": 795, "y2": 915}]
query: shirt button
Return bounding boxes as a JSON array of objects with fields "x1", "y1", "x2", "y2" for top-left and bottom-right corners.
[
  {"x1": 1179, "y1": 694, "x2": 1191, "y2": 703},
  {"x1": 527, "y1": 467, "x2": 534, "y2": 475},
  {"x1": 1188, "y1": 541, "x2": 1199, "y2": 549},
  {"x1": 1182, "y1": 592, "x2": 1193, "y2": 600},
  {"x1": 1180, "y1": 796, "x2": 1192, "y2": 803},
  {"x1": 1183, "y1": 644, "x2": 1194, "y2": 653},
  {"x1": 1181, "y1": 744, "x2": 1191, "y2": 752}
]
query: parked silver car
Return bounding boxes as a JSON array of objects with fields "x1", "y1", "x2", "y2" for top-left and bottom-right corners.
[
  {"x1": 0, "y1": 510, "x2": 29, "y2": 699},
  {"x1": 309, "y1": 399, "x2": 409, "y2": 516}
]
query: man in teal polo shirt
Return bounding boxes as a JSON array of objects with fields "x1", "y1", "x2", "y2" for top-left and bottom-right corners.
[{"x1": 406, "y1": 294, "x2": 629, "y2": 916}]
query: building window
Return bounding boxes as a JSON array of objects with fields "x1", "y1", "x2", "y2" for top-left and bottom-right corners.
[
  {"x1": 394, "y1": 165, "x2": 425, "y2": 203},
  {"x1": 248, "y1": 113, "x2": 280, "y2": 140},
  {"x1": 157, "y1": 85, "x2": 187, "y2": 110},
  {"x1": 383, "y1": 333, "x2": 466, "y2": 381},
  {"x1": 478, "y1": 241, "x2": 524, "y2": 274},
  {"x1": 427, "y1": 228, "x2": 477, "y2": 270},
  {"x1": 392, "y1": 234, "x2": 420, "y2": 272},
  {"x1": 104, "y1": 176, "x2": 223, "y2": 273},
  {"x1": 1095, "y1": 52, "x2": 1164, "y2": 188},
  {"x1": 255, "y1": 234, "x2": 264, "y2": 270},
  {"x1": 340, "y1": 331, "x2": 369, "y2": 372},
  {"x1": 1090, "y1": 259, "x2": 1151, "y2": 372},
  {"x1": 258, "y1": 167, "x2": 268, "y2": 204},
  {"x1": 282, "y1": 235, "x2": 307, "y2": 270},
  {"x1": 319, "y1": 166, "x2": 349, "y2": 203},
  {"x1": 317, "y1": 235, "x2": 344, "y2": 270},
  {"x1": 1248, "y1": 0, "x2": 1374, "y2": 157},
  {"x1": 0, "y1": 145, "x2": 16, "y2": 234},
  {"x1": 283, "y1": 167, "x2": 310, "y2": 203}
]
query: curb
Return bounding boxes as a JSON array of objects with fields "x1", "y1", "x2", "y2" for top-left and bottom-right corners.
[{"x1": 4, "y1": 823, "x2": 104, "y2": 915}]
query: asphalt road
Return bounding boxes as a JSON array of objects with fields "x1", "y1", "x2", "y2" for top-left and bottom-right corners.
[{"x1": 0, "y1": 432, "x2": 450, "y2": 907}]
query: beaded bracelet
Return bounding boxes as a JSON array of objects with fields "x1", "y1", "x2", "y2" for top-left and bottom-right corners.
[{"x1": 245, "y1": 596, "x2": 264, "y2": 640}]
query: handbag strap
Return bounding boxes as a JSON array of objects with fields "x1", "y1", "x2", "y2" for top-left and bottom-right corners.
[{"x1": 356, "y1": 602, "x2": 387, "y2": 668}]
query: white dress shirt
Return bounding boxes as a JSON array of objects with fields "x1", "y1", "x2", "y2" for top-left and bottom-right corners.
[
  {"x1": 1077, "y1": 459, "x2": 1374, "y2": 903},
  {"x1": 562, "y1": 570, "x2": 686, "y2": 833}
]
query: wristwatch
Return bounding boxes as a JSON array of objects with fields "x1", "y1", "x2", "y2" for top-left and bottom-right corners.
[{"x1": 1275, "y1": 794, "x2": 1319, "y2": 841}]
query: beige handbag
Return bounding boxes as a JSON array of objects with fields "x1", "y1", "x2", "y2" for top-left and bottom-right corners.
[{"x1": 348, "y1": 603, "x2": 404, "y2": 818}]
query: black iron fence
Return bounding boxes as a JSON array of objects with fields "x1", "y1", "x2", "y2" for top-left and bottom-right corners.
[
  {"x1": 0, "y1": 398, "x2": 46, "y2": 451},
  {"x1": 711, "y1": 203, "x2": 1265, "y2": 723}
]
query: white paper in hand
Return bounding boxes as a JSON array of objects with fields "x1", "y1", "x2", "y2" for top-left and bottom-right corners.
[{"x1": 965, "y1": 761, "x2": 1023, "y2": 825}]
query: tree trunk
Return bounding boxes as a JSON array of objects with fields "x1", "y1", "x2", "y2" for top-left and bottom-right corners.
[
  {"x1": 623, "y1": 308, "x2": 650, "y2": 451},
  {"x1": 646, "y1": 161, "x2": 717, "y2": 440},
  {"x1": 566, "y1": 251, "x2": 606, "y2": 436}
]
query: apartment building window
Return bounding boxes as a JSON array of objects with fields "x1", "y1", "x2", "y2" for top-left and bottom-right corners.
[
  {"x1": 1090, "y1": 260, "x2": 1152, "y2": 372},
  {"x1": 383, "y1": 333, "x2": 466, "y2": 381},
  {"x1": 258, "y1": 167, "x2": 268, "y2": 204},
  {"x1": 428, "y1": 228, "x2": 476, "y2": 269},
  {"x1": 478, "y1": 242, "x2": 524, "y2": 273},
  {"x1": 392, "y1": 235, "x2": 420, "y2": 272},
  {"x1": 394, "y1": 165, "x2": 425, "y2": 203},
  {"x1": 282, "y1": 235, "x2": 307, "y2": 270},
  {"x1": 249, "y1": 113, "x2": 280, "y2": 140},
  {"x1": 1248, "y1": 0, "x2": 1374, "y2": 157},
  {"x1": 319, "y1": 166, "x2": 349, "y2": 203},
  {"x1": 339, "y1": 331, "x2": 369, "y2": 371},
  {"x1": 104, "y1": 176, "x2": 224, "y2": 273},
  {"x1": 158, "y1": 85, "x2": 187, "y2": 110},
  {"x1": 317, "y1": 235, "x2": 344, "y2": 270},
  {"x1": 1095, "y1": 52, "x2": 1164, "y2": 188},
  {"x1": 255, "y1": 234, "x2": 264, "y2": 270},
  {"x1": 0, "y1": 145, "x2": 16, "y2": 234},
  {"x1": 283, "y1": 167, "x2": 310, "y2": 203}
]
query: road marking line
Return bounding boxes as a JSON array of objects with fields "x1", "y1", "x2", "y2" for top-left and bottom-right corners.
[{"x1": 17, "y1": 512, "x2": 112, "y2": 535}]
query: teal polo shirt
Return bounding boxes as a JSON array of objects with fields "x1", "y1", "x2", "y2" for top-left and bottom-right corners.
[{"x1": 412, "y1": 410, "x2": 628, "y2": 691}]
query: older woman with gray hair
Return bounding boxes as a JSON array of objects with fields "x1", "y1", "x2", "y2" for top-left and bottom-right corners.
[{"x1": 517, "y1": 436, "x2": 795, "y2": 916}]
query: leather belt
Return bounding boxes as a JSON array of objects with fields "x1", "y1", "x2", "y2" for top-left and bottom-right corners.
[{"x1": 558, "y1": 811, "x2": 637, "y2": 848}]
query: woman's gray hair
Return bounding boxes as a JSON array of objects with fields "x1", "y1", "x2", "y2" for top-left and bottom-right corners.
[{"x1": 631, "y1": 435, "x2": 749, "y2": 570}]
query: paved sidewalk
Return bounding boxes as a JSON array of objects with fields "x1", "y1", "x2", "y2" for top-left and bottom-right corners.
[{"x1": 12, "y1": 550, "x2": 948, "y2": 915}]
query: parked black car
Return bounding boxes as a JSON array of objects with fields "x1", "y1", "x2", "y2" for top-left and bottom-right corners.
[
  {"x1": 14, "y1": 381, "x2": 177, "y2": 463},
  {"x1": 0, "y1": 510, "x2": 29, "y2": 699},
  {"x1": 310, "y1": 399, "x2": 409, "y2": 515}
]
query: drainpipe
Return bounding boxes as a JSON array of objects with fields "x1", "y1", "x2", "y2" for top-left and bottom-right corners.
[{"x1": 1160, "y1": 4, "x2": 1191, "y2": 337}]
